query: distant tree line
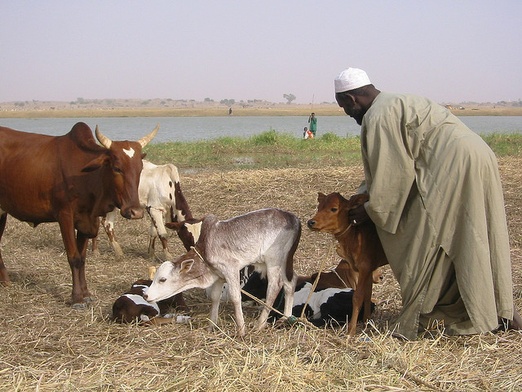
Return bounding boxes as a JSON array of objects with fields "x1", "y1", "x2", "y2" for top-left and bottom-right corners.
[
  {"x1": 283, "y1": 94, "x2": 296, "y2": 104},
  {"x1": 220, "y1": 99, "x2": 235, "y2": 106}
]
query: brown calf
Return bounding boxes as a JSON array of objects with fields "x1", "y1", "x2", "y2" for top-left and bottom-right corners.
[{"x1": 307, "y1": 192, "x2": 388, "y2": 336}]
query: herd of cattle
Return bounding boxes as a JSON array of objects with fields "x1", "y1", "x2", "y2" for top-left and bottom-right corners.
[{"x1": 0, "y1": 122, "x2": 387, "y2": 337}]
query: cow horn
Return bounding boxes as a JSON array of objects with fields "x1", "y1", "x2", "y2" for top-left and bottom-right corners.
[
  {"x1": 138, "y1": 124, "x2": 159, "y2": 148},
  {"x1": 95, "y1": 125, "x2": 112, "y2": 149}
]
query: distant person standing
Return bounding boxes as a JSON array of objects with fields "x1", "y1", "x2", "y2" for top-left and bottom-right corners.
[
  {"x1": 308, "y1": 112, "x2": 317, "y2": 136},
  {"x1": 228, "y1": 107, "x2": 233, "y2": 115}
]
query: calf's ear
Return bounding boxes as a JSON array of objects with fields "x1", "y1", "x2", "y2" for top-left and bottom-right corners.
[
  {"x1": 180, "y1": 259, "x2": 195, "y2": 273},
  {"x1": 317, "y1": 192, "x2": 326, "y2": 202}
]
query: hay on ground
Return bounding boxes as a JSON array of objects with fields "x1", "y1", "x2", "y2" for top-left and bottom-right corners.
[{"x1": 0, "y1": 160, "x2": 521, "y2": 391}]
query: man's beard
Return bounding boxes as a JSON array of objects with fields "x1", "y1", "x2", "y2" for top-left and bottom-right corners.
[{"x1": 352, "y1": 108, "x2": 367, "y2": 125}]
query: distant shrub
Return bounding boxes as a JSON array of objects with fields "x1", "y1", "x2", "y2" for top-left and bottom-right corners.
[
  {"x1": 252, "y1": 130, "x2": 278, "y2": 145},
  {"x1": 214, "y1": 136, "x2": 239, "y2": 145},
  {"x1": 320, "y1": 132, "x2": 342, "y2": 142}
]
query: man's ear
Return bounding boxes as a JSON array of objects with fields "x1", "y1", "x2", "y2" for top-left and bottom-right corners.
[{"x1": 345, "y1": 93, "x2": 357, "y2": 105}]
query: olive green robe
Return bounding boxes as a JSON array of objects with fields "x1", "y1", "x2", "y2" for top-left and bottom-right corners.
[{"x1": 360, "y1": 92, "x2": 513, "y2": 340}]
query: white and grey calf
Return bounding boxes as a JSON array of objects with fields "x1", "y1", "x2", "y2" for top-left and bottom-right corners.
[{"x1": 145, "y1": 208, "x2": 301, "y2": 336}]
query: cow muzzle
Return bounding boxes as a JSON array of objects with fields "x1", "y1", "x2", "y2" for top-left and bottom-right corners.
[
  {"x1": 121, "y1": 206, "x2": 144, "y2": 220},
  {"x1": 307, "y1": 219, "x2": 318, "y2": 230}
]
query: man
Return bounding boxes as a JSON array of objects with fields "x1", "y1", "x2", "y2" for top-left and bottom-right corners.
[
  {"x1": 308, "y1": 112, "x2": 317, "y2": 136},
  {"x1": 334, "y1": 67, "x2": 521, "y2": 339}
]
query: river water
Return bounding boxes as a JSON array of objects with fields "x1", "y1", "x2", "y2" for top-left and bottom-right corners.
[{"x1": 1, "y1": 115, "x2": 521, "y2": 143}]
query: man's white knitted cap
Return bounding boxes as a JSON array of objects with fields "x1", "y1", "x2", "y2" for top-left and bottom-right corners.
[{"x1": 334, "y1": 67, "x2": 372, "y2": 93}]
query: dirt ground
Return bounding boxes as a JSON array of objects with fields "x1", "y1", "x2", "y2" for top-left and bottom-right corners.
[{"x1": 0, "y1": 158, "x2": 521, "y2": 391}]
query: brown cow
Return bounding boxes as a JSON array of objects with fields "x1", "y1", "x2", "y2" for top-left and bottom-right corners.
[
  {"x1": 307, "y1": 192, "x2": 388, "y2": 336},
  {"x1": 0, "y1": 122, "x2": 157, "y2": 307}
]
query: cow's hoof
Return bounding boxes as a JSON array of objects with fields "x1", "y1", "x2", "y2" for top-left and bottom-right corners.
[
  {"x1": 285, "y1": 315, "x2": 299, "y2": 326},
  {"x1": 272, "y1": 317, "x2": 295, "y2": 330},
  {"x1": 83, "y1": 296, "x2": 97, "y2": 304},
  {"x1": 72, "y1": 302, "x2": 87, "y2": 310}
]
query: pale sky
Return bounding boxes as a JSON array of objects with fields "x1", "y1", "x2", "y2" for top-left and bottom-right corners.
[{"x1": 1, "y1": 1, "x2": 520, "y2": 104}]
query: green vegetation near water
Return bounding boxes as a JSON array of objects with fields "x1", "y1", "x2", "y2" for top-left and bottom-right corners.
[{"x1": 144, "y1": 130, "x2": 522, "y2": 173}]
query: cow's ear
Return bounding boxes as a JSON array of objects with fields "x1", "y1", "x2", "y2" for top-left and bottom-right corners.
[
  {"x1": 141, "y1": 153, "x2": 147, "y2": 160},
  {"x1": 317, "y1": 192, "x2": 326, "y2": 202},
  {"x1": 82, "y1": 155, "x2": 109, "y2": 172},
  {"x1": 166, "y1": 222, "x2": 183, "y2": 231},
  {"x1": 180, "y1": 259, "x2": 194, "y2": 273},
  {"x1": 349, "y1": 193, "x2": 368, "y2": 207}
]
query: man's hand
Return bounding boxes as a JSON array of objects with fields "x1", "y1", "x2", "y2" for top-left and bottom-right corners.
[{"x1": 347, "y1": 204, "x2": 370, "y2": 226}]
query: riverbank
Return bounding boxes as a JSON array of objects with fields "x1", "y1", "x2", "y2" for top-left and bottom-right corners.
[
  {"x1": 144, "y1": 131, "x2": 522, "y2": 173},
  {"x1": 2, "y1": 103, "x2": 522, "y2": 118}
]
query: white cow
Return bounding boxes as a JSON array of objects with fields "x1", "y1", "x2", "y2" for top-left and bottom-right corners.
[
  {"x1": 145, "y1": 208, "x2": 301, "y2": 336},
  {"x1": 92, "y1": 160, "x2": 194, "y2": 260}
]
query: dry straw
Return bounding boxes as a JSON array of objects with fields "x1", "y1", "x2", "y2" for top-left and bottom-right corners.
[{"x1": 0, "y1": 162, "x2": 521, "y2": 391}]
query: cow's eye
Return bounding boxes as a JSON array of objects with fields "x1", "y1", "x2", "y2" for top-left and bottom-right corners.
[
  {"x1": 159, "y1": 277, "x2": 167, "y2": 283},
  {"x1": 330, "y1": 207, "x2": 338, "y2": 212},
  {"x1": 113, "y1": 167, "x2": 123, "y2": 174}
]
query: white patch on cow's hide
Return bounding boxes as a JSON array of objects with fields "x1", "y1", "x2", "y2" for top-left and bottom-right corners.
[
  {"x1": 123, "y1": 294, "x2": 160, "y2": 313},
  {"x1": 293, "y1": 283, "x2": 354, "y2": 320},
  {"x1": 185, "y1": 221, "x2": 202, "y2": 243},
  {"x1": 123, "y1": 147, "x2": 135, "y2": 158}
]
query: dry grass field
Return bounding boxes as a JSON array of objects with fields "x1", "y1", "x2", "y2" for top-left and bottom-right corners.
[{"x1": 0, "y1": 159, "x2": 521, "y2": 391}]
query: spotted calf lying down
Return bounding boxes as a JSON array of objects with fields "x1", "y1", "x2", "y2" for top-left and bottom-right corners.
[
  {"x1": 293, "y1": 282, "x2": 374, "y2": 326},
  {"x1": 242, "y1": 272, "x2": 375, "y2": 326},
  {"x1": 112, "y1": 279, "x2": 190, "y2": 325}
]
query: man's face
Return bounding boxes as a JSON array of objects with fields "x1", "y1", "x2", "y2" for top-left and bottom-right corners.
[{"x1": 336, "y1": 93, "x2": 366, "y2": 125}]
